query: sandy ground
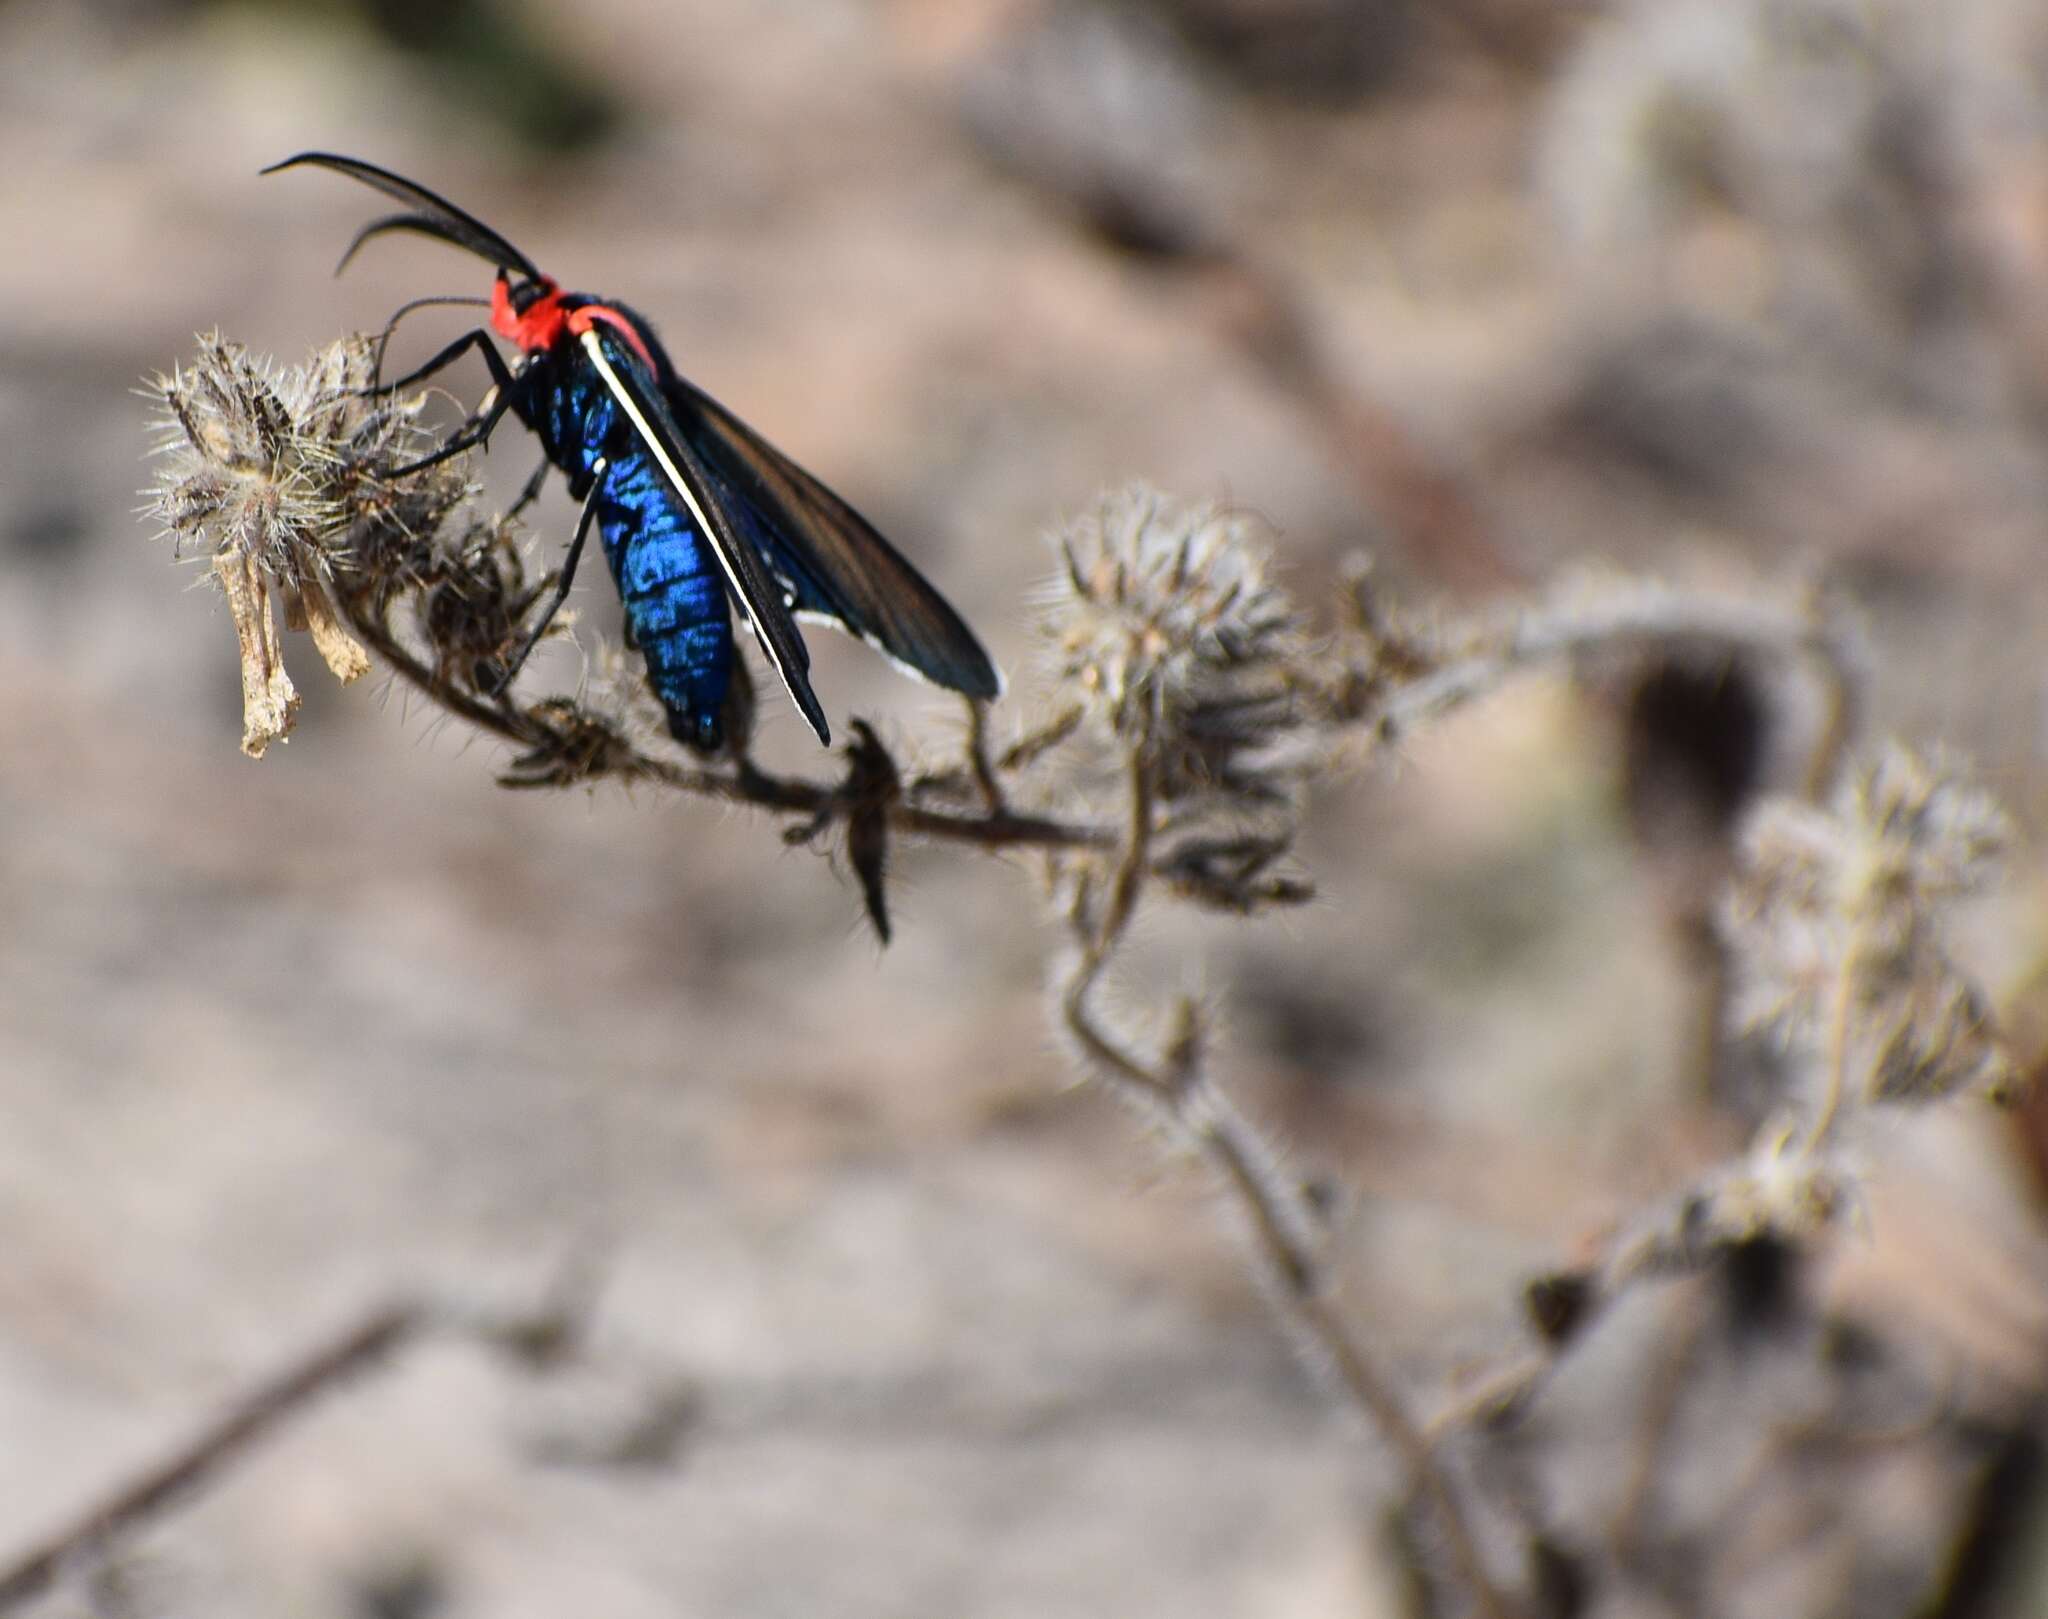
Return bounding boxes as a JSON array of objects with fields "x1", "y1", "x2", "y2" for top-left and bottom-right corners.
[{"x1": 6, "y1": 1, "x2": 2048, "y2": 1615}]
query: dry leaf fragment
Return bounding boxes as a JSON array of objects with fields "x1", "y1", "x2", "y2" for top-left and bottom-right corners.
[
  {"x1": 214, "y1": 549, "x2": 298, "y2": 757},
  {"x1": 298, "y1": 578, "x2": 371, "y2": 684}
]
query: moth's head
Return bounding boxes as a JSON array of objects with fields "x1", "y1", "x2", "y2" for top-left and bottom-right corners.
[{"x1": 491, "y1": 271, "x2": 570, "y2": 355}]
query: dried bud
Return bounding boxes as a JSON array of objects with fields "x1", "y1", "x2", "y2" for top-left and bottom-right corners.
[
  {"x1": 500, "y1": 699, "x2": 637, "y2": 789},
  {"x1": 1852, "y1": 743, "x2": 2010, "y2": 909},
  {"x1": 419, "y1": 517, "x2": 542, "y2": 698},
  {"x1": 1045, "y1": 485, "x2": 1310, "y2": 801},
  {"x1": 1724, "y1": 744, "x2": 2018, "y2": 1116},
  {"x1": 842, "y1": 721, "x2": 902, "y2": 946}
]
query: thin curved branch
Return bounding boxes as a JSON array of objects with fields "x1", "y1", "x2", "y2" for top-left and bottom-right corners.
[
  {"x1": 1054, "y1": 747, "x2": 1523, "y2": 1619},
  {"x1": 1373, "y1": 579, "x2": 1860, "y2": 799},
  {"x1": 345, "y1": 602, "x2": 1116, "y2": 854},
  {"x1": 0, "y1": 1304, "x2": 420, "y2": 1611}
]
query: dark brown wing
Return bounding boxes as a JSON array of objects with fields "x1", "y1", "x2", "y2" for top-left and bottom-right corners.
[{"x1": 665, "y1": 377, "x2": 1001, "y2": 700}]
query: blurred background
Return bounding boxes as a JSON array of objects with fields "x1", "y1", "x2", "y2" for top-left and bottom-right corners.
[{"x1": 7, "y1": 0, "x2": 2048, "y2": 1614}]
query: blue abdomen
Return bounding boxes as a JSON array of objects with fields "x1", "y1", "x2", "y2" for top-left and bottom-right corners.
[
  {"x1": 597, "y1": 447, "x2": 732, "y2": 750},
  {"x1": 521, "y1": 355, "x2": 733, "y2": 751}
]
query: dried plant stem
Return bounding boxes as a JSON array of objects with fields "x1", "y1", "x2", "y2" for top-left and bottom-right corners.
[
  {"x1": 1058, "y1": 749, "x2": 1520, "y2": 1619},
  {"x1": 1061, "y1": 980, "x2": 1520, "y2": 1618},
  {"x1": 0, "y1": 1302, "x2": 421, "y2": 1612},
  {"x1": 1802, "y1": 654, "x2": 1859, "y2": 803},
  {"x1": 351, "y1": 565, "x2": 1859, "y2": 895},
  {"x1": 966, "y1": 697, "x2": 1005, "y2": 813},
  {"x1": 347, "y1": 605, "x2": 1112, "y2": 854},
  {"x1": 1610, "y1": 1287, "x2": 1710, "y2": 1552},
  {"x1": 997, "y1": 703, "x2": 1084, "y2": 771},
  {"x1": 1805, "y1": 918, "x2": 1872, "y2": 1153},
  {"x1": 1379, "y1": 582, "x2": 1856, "y2": 755},
  {"x1": 1424, "y1": 1174, "x2": 1751, "y2": 1443},
  {"x1": 0, "y1": 1262, "x2": 610, "y2": 1613},
  {"x1": 1426, "y1": 1350, "x2": 1553, "y2": 1441}
]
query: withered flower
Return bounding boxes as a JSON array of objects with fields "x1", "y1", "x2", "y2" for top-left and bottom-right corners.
[
  {"x1": 144, "y1": 334, "x2": 471, "y2": 755},
  {"x1": 1045, "y1": 485, "x2": 1310, "y2": 803},
  {"x1": 1724, "y1": 743, "x2": 2018, "y2": 1119}
]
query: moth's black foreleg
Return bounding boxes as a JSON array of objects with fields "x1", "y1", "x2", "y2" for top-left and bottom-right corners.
[
  {"x1": 368, "y1": 331, "x2": 525, "y2": 476},
  {"x1": 506, "y1": 455, "x2": 551, "y2": 522},
  {"x1": 366, "y1": 327, "x2": 513, "y2": 399},
  {"x1": 389, "y1": 380, "x2": 523, "y2": 477},
  {"x1": 488, "y1": 458, "x2": 606, "y2": 698}
]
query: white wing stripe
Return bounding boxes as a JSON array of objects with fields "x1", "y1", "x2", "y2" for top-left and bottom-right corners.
[{"x1": 578, "y1": 329, "x2": 808, "y2": 710}]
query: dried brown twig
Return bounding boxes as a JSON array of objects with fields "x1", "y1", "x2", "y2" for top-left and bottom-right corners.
[
  {"x1": 0, "y1": 1271, "x2": 615, "y2": 1617},
  {"x1": 0, "y1": 1255, "x2": 631, "y2": 1615},
  {"x1": 0, "y1": 1303, "x2": 420, "y2": 1612},
  {"x1": 1428, "y1": 741, "x2": 2023, "y2": 1462},
  {"x1": 1055, "y1": 751, "x2": 1516, "y2": 1617}
]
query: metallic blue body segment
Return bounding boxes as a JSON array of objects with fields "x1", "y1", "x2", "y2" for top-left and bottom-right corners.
[
  {"x1": 599, "y1": 446, "x2": 732, "y2": 747},
  {"x1": 515, "y1": 334, "x2": 732, "y2": 749}
]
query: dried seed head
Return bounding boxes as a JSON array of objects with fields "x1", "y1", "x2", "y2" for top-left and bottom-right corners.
[
  {"x1": 144, "y1": 334, "x2": 476, "y2": 753},
  {"x1": 147, "y1": 334, "x2": 426, "y2": 585},
  {"x1": 417, "y1": 517, "x2": 542, "y2": 697},
  {"x1": 1851, "y1": 743, "x2": 2010, "y2": 908},
  {"x1": 147, "y1": 336, "x2": 340, "y2": 587},
  {"x1": 1724, "y1": 743, "x2": 2018, "y2": 1111},
  {"x1": 1044, "y1": 485, "x2": 1310, "y2": 800}
]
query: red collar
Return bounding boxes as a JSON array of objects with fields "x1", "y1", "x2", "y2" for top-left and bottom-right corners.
[{"x1": 491, "y1": 274, "x2": 659, "y2": 376}]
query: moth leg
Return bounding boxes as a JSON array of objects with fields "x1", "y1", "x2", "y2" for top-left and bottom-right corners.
[
  {"x1": 488, "y1": 458, "x2": 605, "y2": 698},
  {"x1": 364, "y1": 327, "x2": 510, "y2": 398},
  {"x1": 389, "y1": 382, "x2": 522, "y2": 476},
  {"x1": 374, "y1": 335, "x2": 525, "y2": 476},
  {"x1": 506, "y1": 455, "x2": 551, "y2": 521}
]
